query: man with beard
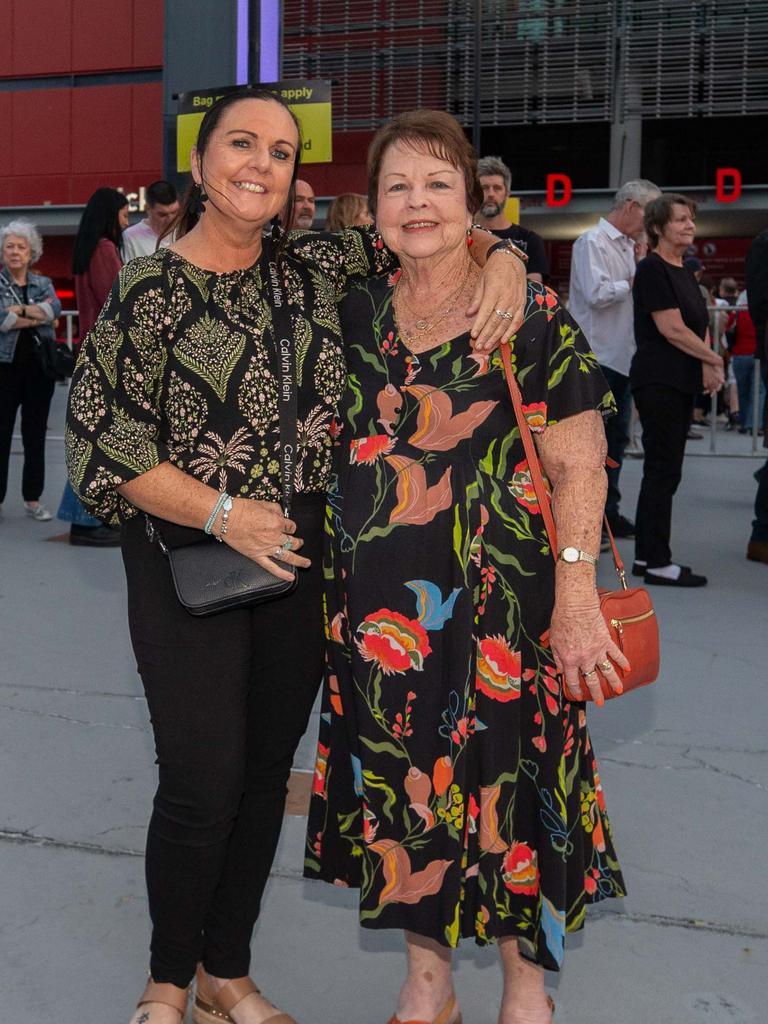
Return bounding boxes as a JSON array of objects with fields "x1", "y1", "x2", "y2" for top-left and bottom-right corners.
[
  {"x1": 288, "y1": 178, "x2": 317, "y2": 229},
  {"x1": 476, "y1": 155, "x2": 548, "y2": 283}
]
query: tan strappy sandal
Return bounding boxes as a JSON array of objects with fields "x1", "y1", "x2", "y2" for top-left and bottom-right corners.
[
  {"x1": 135, "y1": 978, "x2": 189, "y2": 1022},
  {"x1": 193, "y1": 965, "x2": 298, "y2": 1024},
  {"x1": 386, "y1": 994, "x2": 462, "y2": 1024}
]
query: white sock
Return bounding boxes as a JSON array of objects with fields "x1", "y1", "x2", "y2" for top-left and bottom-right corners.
[
  {"x1": 647, "y1": 563, "x2": 681, "y2": 580},
  {"x1": 634, "y1": 559, "x2": 647, "y2": 567}
]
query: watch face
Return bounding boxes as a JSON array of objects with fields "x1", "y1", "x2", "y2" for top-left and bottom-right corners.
[{"x1": 562, "y1": 547, "x2": 579, "y2": 562}]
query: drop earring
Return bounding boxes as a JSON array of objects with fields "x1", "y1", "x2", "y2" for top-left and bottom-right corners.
[
  {"x1": 466, "y1": 226, "x2": 473, "y2": 247},
  {"x1": 191, "y1": 183, "x2": 208, "y2": 216}
]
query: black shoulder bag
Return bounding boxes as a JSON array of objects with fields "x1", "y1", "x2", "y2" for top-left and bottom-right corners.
[{"x1": 145, "y1": 239, "x2": 298, "y2": 616}]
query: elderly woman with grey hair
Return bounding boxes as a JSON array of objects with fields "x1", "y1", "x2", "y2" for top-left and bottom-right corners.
[{"x1": 0, "y1": 219, "x2": 62, "y2": 522}]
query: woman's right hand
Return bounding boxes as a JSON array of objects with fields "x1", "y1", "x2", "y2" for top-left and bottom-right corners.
[
  {"x1": 224, "y1": 499, "x2": 310, "y2": 582},
  {"x1": 702, "y1": 359, "x2": 725, "y2": 395}
]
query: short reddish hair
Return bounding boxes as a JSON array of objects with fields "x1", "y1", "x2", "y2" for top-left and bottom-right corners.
[{"x1": 367, "y1": 109, "x2": 483, "y2": 218}]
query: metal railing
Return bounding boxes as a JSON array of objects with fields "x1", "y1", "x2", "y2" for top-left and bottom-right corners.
[{"x1": 704, "y1": 303, "x2": 764, "y2": 457}]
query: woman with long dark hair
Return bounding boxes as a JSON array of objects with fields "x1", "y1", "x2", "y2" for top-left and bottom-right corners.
[
  {"x1": 65, "y1": 88, "x2": 527, "y2": 1024},
  {"x1": 58, "y1": 187, "x2": 129, "y2": 546}
]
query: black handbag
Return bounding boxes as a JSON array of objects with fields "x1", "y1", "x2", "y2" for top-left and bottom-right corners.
[
  {"x1": 31, "y1": 329, "x2": 75, "y2": 381},
  {"x1": 146, "y1": 237, "x2": 298, "y2": 616}
]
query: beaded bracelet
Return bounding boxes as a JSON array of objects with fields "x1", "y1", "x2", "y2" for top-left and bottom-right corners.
[
  {"x1": 216, "y1": 495, "x2": 234, "y2": 543},
  {"x1": 204, "y1": 491, "x2": 230, "y2": 535}
]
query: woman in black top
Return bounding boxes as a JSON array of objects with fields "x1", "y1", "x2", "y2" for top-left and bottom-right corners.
[
  {"x1": 630, "y1": 194, "x2": 725, "y2": 587},
  {"x1": 65, "y1": 89, "x2": 526, "y2": 1024}
]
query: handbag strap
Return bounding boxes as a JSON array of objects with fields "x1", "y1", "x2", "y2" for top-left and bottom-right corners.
[
  {"x1": 259, "y1": 234, "x2": 297, "y2": 517},
  {"x1": 500, "y1": 343, "x2": 628, "y2": 588}
]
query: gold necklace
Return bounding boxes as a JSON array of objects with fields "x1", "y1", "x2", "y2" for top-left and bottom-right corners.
[{"x1": 395, "y1": 260, "x2": 473, "y2": 337}]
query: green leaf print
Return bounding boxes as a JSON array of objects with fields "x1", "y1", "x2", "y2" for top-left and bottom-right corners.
[
  {"x1": 338, "y1": 810, "x2": 360, "y2": 834},
  {"x1": 360, "y1": 736, "x2": 409, "y2": 760},
  {"x1": 347, "y1": 373, "x2": 363, "y2": 431},
  {"x1": 363, "y1": 770, "x2": 398, "y2": 823},
  {"x1": 484, "y1": 542, "x2": 534, "y2": 577},
  {"x1": 352, "y1": 343, "x2": 386, "y2": 376},
  {"x1": 547, "y1": 354, "x2": 573, "y2": 390}
]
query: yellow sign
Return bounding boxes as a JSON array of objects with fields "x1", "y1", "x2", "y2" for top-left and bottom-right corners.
[
  {"x1": 176, "y1": 81, "x2": 332, "y2": 172},
  {"x1": 505, "y1": 197, "x2": 521, "y2": 224}
]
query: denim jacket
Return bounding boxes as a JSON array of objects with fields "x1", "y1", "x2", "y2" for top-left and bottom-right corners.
[{"x1": 0, "y1": 267, "x2": 62, "y2": 364}]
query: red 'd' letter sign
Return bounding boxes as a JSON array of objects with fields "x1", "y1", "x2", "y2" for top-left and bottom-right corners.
[
  {"x1": 716, "y1": 168, "x2": 742, "y2": 203},
  {"x1": 546, "y1": 173, "x2": 572, "y2": 207}
]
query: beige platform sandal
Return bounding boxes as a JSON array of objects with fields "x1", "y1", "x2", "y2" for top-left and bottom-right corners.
[
  {"x1": 193, "y1": 965, "x2": 298, "y2": 1024},
  {"x1": 135, "y1": 978, "x2": 189, "y2": 1022}
]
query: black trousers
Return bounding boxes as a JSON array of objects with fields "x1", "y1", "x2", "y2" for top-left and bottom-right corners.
[
  {"x1": 121, "y1": 494, "x2": 325, "y2": 987},
  {"x1": 600, "y1": 365, "x2": 633, "y2": 519},
  {"x1": 632, "y1": 384, "x2": 694, "y2": 568},
  {"x1": 0, "y1": 360, "x2": 55, "y2": 504}
]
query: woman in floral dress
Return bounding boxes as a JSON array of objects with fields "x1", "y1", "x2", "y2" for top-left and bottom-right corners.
[
  {"x1": 305, "y1": 111, "x2": 628, "y2": 1024},
  {"x1": 65, "y1": 93, "x2": 525, "y2": 1024}
]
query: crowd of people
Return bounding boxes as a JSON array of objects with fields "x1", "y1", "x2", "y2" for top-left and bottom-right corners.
[{"x1": 1, "y1": 90, "x2": 766, "y2": 1024}]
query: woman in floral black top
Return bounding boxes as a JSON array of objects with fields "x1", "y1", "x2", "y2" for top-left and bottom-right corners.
[{"x1": 65, "y1": 91, "x2": 526, "y2": 1024}]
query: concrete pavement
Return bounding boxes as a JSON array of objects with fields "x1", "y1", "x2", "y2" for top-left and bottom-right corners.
[{"x1": 1, "y1": 385, "x2": 766, "y2": 1023}]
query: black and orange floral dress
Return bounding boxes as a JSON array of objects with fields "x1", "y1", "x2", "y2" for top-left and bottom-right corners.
[{"x1": 304, "y1": 276, "x2": 626, "y2": 971}]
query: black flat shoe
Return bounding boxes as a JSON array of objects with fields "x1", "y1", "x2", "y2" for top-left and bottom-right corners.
[
  {"x1": 69, "y1": 524, "x2": 121, "y2": 547},
  {"x1": 631, "y1": 561, "x2": 647, "y2": 576},
  {"x1": 645, "y1": 566, "x2": 707, "y2": 587}
]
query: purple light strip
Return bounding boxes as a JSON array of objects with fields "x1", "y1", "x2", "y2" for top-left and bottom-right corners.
[
  {"x1": 236, "y1": 0, "x2": 249, "y2": 84},
  {"x1": 259, "y1": 0, "x2": 281, "y2": 82}
]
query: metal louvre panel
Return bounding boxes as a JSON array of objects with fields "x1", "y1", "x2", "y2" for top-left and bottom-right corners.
[
  {"x1": 283, "y1": 0, "x2": 617, "y2": 128},
  {"x1": 623, "y1": 0, "x2": 768, "y2": 118}
]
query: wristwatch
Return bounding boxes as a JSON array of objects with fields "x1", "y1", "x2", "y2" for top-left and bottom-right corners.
[
  {"x1": 486, "y1": 238, "x2": 529, "y2": 263},
  {"x1": 557, "y1": 546, "x2": 598, "y2": 567}
]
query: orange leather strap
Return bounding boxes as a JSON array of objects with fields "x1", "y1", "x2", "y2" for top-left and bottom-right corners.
[{"x1": 500, "y1": 342, "x2": 626, "y2": 586}]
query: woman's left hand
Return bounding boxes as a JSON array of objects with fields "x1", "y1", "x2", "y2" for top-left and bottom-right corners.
[
  {"x1": 548, "y1": 596, "x2": 630, "y2": 705},
  {"x1": 466, "y1": 252, "x2": 527, "y2": 351}
]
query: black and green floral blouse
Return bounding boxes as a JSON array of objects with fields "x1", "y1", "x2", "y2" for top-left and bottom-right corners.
[{"x1": 65, "y1": 231, "x2": 391, "y2": 522}]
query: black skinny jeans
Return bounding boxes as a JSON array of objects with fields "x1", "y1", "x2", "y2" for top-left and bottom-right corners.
[
  {"x1": 632, "y1": 384, "x2": 694, "y2": 569},
  {"x1": 121, "y1": 494, "x2": 325, "y2": 987},
  {"x1": 0, "y1": 360, "x2": 55, "y2": 504}
]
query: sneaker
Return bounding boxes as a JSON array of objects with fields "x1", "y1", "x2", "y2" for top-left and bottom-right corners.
[
  {"x1": 24, "y1": 502, "x2": 53, "y2": 522},
  {"x1": 686, "y1": 428, "x2": 703, "y2": 440},
  {"x1": 606, "y1": 513, "x2": 635, "y2": 538}
]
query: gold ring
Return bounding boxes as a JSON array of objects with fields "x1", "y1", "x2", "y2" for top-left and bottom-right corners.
[
  {"x1": 582, "y1": 668, "x2": 598, "y2": 678},
  {"x1": 599, "y1": 659, "x2": 613, "y2": 672},
  {"x1": 495, "y1": 309, "x2": 515, "y2": 321}
]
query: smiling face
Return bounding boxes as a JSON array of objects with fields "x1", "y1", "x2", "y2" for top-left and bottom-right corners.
[
  {"x1": 376, "y1": 141, "x2": 472, "y2": 262},
  {"x1": 660, "y1": 203, "x2": 696, "y2": 251},
  {"x1": 2, "y1": 234, "x2": 33, "y2": 274},
  {"x1": 192, "y1": 97, "x2": 299, "y2": 228}
]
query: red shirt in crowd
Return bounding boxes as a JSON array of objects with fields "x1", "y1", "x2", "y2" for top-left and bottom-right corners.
[{"x1": 74, "y1": 237, "x2": 122, "y2": 337}]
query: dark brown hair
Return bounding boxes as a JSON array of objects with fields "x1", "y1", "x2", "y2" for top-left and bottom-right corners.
[
  {"x1": 644, "y1": 193, "x2": 698, "y2": 249},
  {"x1": 366, "y1": 109, "x2": 483, "y2": 218},
  {"x1": 170, "y1": 87, "x2": 302, "y2": 254},
  {"x1": 325, "y1": 193, "x2": 369, "y2": 230}
]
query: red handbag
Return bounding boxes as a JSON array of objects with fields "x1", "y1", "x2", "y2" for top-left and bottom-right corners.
[{"x1": 501, "y1": 344, "x2": 660, "y2": 701}]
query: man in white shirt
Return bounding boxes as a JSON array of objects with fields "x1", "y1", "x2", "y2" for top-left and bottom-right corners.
[
  {"x1": 122, "y1": 180, "x2": 180, "y2": 262},
  {"x1": 569, "y1": 179, "x2": 660, "y2": 537}
]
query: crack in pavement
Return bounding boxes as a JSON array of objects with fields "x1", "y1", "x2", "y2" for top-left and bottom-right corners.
[
  {"x1": 680, "y1": 748, "x2": 766, "y2": 792},
  {"x1": 2, "y1": 828, "x2": 766, "y2": 942},
  {"x1": 0, "y1": 681, "x2": 144, "y2": 701},
  {"x1": 601, "y1": 749, "x2": 765, "y2": 790},
  {"x1": 0, "y1": 702, "x2": 149, "y2": 732}
]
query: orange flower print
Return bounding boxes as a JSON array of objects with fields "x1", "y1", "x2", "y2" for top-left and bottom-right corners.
[
  {"x1": 312, "y1": 743, "x2": 329, "y2": 797},
  {"x1": 385, "y1": 454, "x2": 452, "y2": 526},
  {"x1": 363, "y1": 804, "x2": 379, "y2": 844},
  {"x1": 405, "y1": 384, "x2": 498, "y2": 451},
  {"x1": 356, "y1": 609, "x2": 432, "y2": 675},
  {"x1": 479, "y1": 785, "x2": 508, "y2": 853},
  {"x1": 432, "y1": 755, "x2": 453, "y2": 797},
  {"x1": 350, "y1": 434, "x2": 396, "y2": 465},
  {"x1": 502, "y1": 841, "x2": 540, "y2": 896},
  {"x1": 476, "y1": 635, "x2": 522, "y2": 702},
  {"x1": 521, "y1": 401, "x2": 547, "y2": 433},
  {"x1": 329, "y1": 672, "x2": 343, "y2": 716},
  {"x1": 509, "y1": 459, "x2": 541, "y2": 514}
]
